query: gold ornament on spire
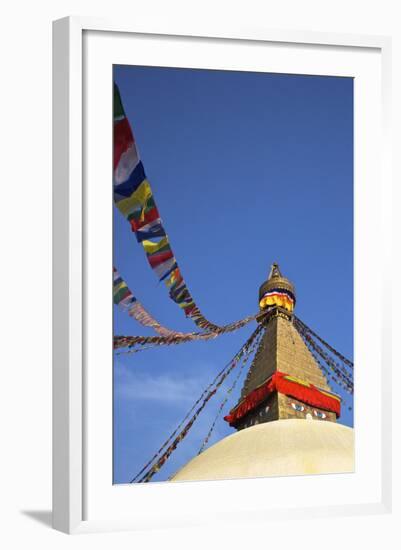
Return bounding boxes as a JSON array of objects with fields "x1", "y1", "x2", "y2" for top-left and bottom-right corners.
[{"x1": 258, "y1": 263, "x2": 296, "y2": 312}]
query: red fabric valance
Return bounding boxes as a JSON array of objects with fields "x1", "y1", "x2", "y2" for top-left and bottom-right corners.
[{"x1": 224, "y1": 371, "x2": 341, "y2": 426}]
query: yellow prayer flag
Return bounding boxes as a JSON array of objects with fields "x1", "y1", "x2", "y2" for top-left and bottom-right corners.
[
  {"x1": 116, "y1": 179, "x2": 152, "y2": 218},
  {"x1": 164, "y1": 267, "x2": 181, "y2": 288},
  {"x1": 142, "y1": 236, "x2": 169, "y2": 255}
]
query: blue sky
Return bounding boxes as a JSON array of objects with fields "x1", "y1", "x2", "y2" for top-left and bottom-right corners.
[{"x1": 113, "y1": 65, "x2": 354, "y2": 484}]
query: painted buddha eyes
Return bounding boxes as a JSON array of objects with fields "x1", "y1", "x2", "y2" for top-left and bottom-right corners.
[
  {"x1": 291, "y1": 402, "x2": 327, "y2": 419},
  {"x1": 291, "y1": 402, "x2": 304, "y2": 412}
]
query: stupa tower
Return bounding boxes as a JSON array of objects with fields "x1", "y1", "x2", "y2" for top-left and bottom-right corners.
[
  {"x1": 171, "y1": 263, "x2": 352, "y2": 482},
  {"x1": 225, "y1": 263, "x2": 338, "y2": 430}
]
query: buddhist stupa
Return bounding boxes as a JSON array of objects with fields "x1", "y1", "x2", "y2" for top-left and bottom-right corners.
[{"x1": 171, "y1": 264, "x2": 354, "y2": 482}]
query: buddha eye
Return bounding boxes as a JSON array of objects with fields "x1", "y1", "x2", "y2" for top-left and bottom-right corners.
[
  {"x1": 313, "y1": 410, "x2": 326, "y2": 419},
  {"x1": 291, "y1": 402, "x2": 304, "y2": 412}
]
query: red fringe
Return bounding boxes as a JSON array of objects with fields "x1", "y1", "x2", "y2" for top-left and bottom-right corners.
[{"x1": 224, "y1": 371, "x2": 341, "y2": 426}]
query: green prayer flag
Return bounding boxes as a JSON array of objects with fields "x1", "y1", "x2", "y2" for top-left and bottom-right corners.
[{"x1": 114, "y1": 84, "x2": 126, "y2": 121}]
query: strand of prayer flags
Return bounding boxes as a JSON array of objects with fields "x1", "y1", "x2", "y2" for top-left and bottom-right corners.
[
  {"x1": 139, "y1": 389, "x2": 218, "y2": 482},
  {"x1": 114, "y1": 266, "x2": 248, "y2": 342},
  {"x1": 197, "y1": 326, "x2": 265, "y2": 455},
  {"x1": 113, "y1": 83, "x2": 222, "y2": 332},
  {"x1": 299, "y1": 326, "x2": 351, "y2": 394},
  {"x1": 294, "y1": 319, "x2": 353, "y2": 393},
  {"x1": 300, "y1": 333, "x2": 354, "y2": 412},
  {"x1": 133, "y1": 324, "x2": 264, "y2": 483},
  {"x1": 306, "y1": 342, "x2": 354, "y2": 413},
  {"x1": 129, "y1": 329, "x2": 262, "y2": 483},
  {"x1": 114, "y1": 309, "x2": 270, "y2": 351},
  {"x1": 113, "y1": 267, "x2": 185, "y2": 337},
  {"x1": 296, "y1": 321, "x2": 354, "y2": 389},
  {"x1": 294, "y1": 320, "x2": 353, "y2": 388},
  {"x1": 294, "y1": 316, "x2": 354, "y2": 370}
]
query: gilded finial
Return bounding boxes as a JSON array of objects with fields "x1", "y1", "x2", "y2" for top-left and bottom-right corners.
[
  {"x1": 259, "y1": 263, "x2": 296, "y2": 313},
  {"x1": 268, "y1": 262, "x2": 282, "y2": 280}
]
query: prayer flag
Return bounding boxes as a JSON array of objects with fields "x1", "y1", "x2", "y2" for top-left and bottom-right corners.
[
  {"x1": 158, "y1": 261, "x2": 178, "y2": 281},
  {"x1": 113, "y1": 83, "x2": 126, "y2": 121},
  {"x1": 113, "y1": 83, "x2": 222, "y2": 333},
  {"x1": 153, "y1": 257, "x2": 177, "y2": 280},
  {"x1": 136, "y1": 219, "x2": 166, "y2": 243},
  {"x1": 129, "y1": 206, "x2": 160, "y2": 232},
  {"x1": 148, "y1": 249, "x2": 174, "y2": 268},
  {"x1": 114, "y1": 160, "x2": 145, "y2": 201},
  {"x1": 142, "y1": 236, "x2": 169, "y2": 256},
  {"x1": 115, "y1": 179, "x2": 152, "y2": 218},
  {"x1": 114, "y1": 118, "x2": 134, "y2": 170}
]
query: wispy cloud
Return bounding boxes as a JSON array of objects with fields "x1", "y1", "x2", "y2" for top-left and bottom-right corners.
[
  {"x1": 113, "y1": 359, "x2": 240, "y2": 482},
  {"x1": 114, "y1": 361, "x2": 219, "y2": 405}
]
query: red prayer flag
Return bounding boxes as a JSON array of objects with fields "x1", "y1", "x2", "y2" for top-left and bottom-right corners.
[
  {"x1": 114, "y1": 118, "x2": 135, "y2": 170},
  {"x1": 129, "y1": 206, "x2": 160, "y2": 232},
  {"x1": 148, "y1": 250, "x2": 174, "y2": 268}
]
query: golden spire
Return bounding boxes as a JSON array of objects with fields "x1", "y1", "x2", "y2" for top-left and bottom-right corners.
[{"x1": 268, "y1": 262, "x2": 283, "y2": 280}]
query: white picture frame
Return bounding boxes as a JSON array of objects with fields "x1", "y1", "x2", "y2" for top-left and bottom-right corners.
[{"x1": 52, "y1": 16, "x2": 393, "y2": 535}]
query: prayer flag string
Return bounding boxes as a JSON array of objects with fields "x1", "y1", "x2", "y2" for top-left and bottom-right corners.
[
  {"x1": 129, "y1": 328, "x2": 261, "y2": 483},
  {"x1": 114, "y1": 309, "x2": 271, "y2": 351},
  {"x1": 299, "y1": 329, "x2": 353, "y2": 413},
  {"x1": 294, "y1": 316, "x2": 354, "y2": 370},
  {"x1": 197, "y1": 326, "x2": 265, "y2": 455},
  {"x1": 132, "y1": 324, "x2": 264, "y2": 483},
  {"x1": 296, "y1": 320, "x2": 353, "y2": 389},
  {"x1": 294, "y1": 319, "x2": 353, "y2": 393},
  {"x1": 114, "y1": 266, "x2": 268, "y2": 343},
  {"x1": 113, "y1": 267, "x2": 186, "y2": 337},
  {"x1": 298, "y1": 325, "x2": 351, "y2": 392},
  {"x1": 113, "y1": 83, "x2": 223, "y2": 332}
]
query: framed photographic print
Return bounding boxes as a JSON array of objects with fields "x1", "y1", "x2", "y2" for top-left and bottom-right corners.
[{"x1": 52, "y1": 17, "x2": 393, "y2": 534}]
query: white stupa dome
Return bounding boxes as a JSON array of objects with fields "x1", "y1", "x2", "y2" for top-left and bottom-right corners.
[{"x1": 170, "y1": 419, "x2": 354, "y2": 482}]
